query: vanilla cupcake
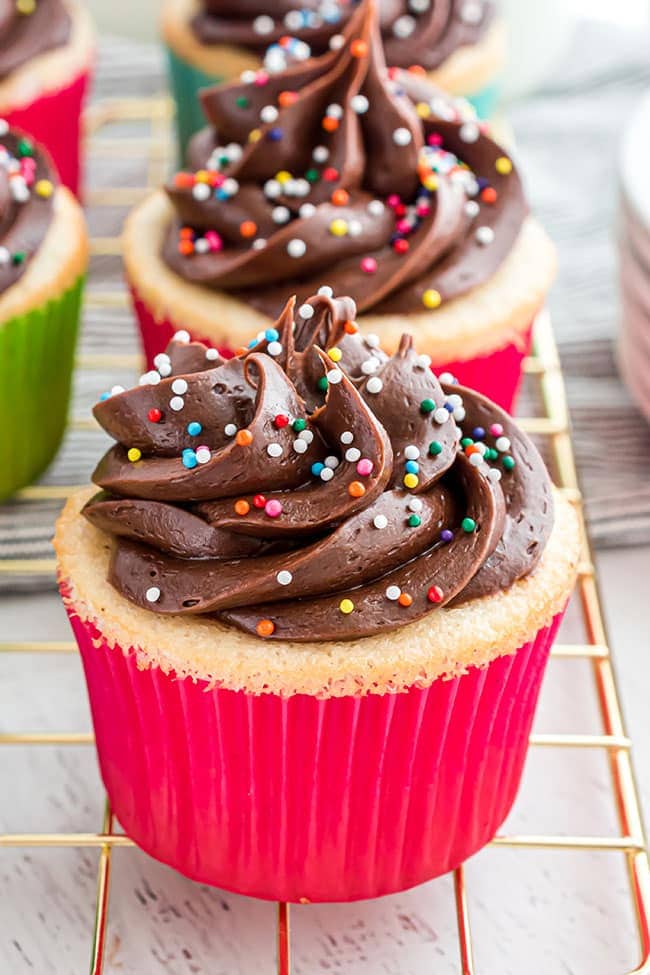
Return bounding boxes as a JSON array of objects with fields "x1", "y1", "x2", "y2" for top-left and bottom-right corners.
[
  {"x1": 56, "y1": 290, "x2": 580, "y2": 902},
  {"x1": 128, "y1": 2, "x2": 552, "y2": 411},
  {"x1": 163, "y1": 0, "x2": 505, "y2": 157}
]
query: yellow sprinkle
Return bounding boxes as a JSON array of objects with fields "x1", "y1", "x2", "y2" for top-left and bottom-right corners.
[
  {"x1": 403, "y1": 473, "x2": 419, "y2": 489},
  {"x1": 339, "y1": 598, "x2": 354, "y2": 615},
  {"x1": 195, "y1": 170, "x2": 211, "y2": 183},
  {"x1": 329, "y1": 218, "x2": 348, "y2": 237},
  {"x1": 416, "y1": 102, "x2": 430, "y2": 119},
  {"x1": 495, "y1": 156, "x2": 513, "y2": 175},
  {"x1": 422, "y1": 289, "x2": 441, "y2": 310},
  {"x1": 276, "y1": 170, "x2": 292, "y2": 184},
  {"x1": 248, "y1": 129, "x2": 262, "y2": 143},
  {"x1": 127, "y1": 448, "x2": 142, "y2": 463},
  {"x1": 423, "y1": 175, "x2": 438, "y2": 192},
  {"x1": 35, "y1": 179, "x2": 53, "y2": 199},
  {"x1": 16, "y1": 0, "x2": 36, "y2": 13},
  {"x1": 327, "y1": 347, "x2": 342, "y2": 362}
]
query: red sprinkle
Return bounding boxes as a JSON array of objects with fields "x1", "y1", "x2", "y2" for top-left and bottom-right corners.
[
  {"x1": 427, "y1": 585, "x2": 444, "y2": 603},
  {"x1": 253, "y1": 494, "x2": 267, "y2": 509},
  {"x1": 148, "y1": 408, "x2": 162, "y2": 423},
  {"x1": 274, "y1": 413, "x2": 289, "y2": 428},
  {"x1": 323, "y1": 166, "x2": 340, "y2": 182},
  {"x1": 393, "y1": 238, "x2": 409, "y2": 255}
]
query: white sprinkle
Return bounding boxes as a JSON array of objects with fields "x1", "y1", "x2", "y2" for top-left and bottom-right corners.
[
  {"x1": 404, "y1": 445, "x2": 420, "y2": 460},
  {"x1": 386, "y1": 585, "x2": 401, "y2": 601},
  {"x1": 475, "y1": 225, "x2": 495, "y2": 246},
  {"x1": 318, "y1": 285, "x2": 334, "y2": 297},
  {"x1": 170, "y1": 396, "x2": 184, "y2": 411},
  {"x1": 192, "y1": 182, "x2": 211, "y2": 201},
  {"x1": 365, "y1": 333, "x2": 380, "y2": 348},
  {"x1": 194, "y1": 238, "x2": 210, "y2": 254},
  {"x1": 171, "y1": 378, "x2": 188, "y2": 395},
  {"x1": 488, "y1": 467, "x2": 502, "y2": 483},
  {"x1": 408, "y1": 497, "x2": 424, "y2": 512},
  {"x1": 496, "y1": 436, "x2": 511, "y2": 452},
  {"x1": 373, "y1": 514, "x2": 388, "y2": 530},
  {"x1": 313, "y1": 145, "x2": 329, "y2": 163},
  {"x1": 329, "y1": 33, "x2": 345, "y2": 50},
  {"x1": 260, "y1": 105, "x2": 279, "y2": 124},
  {"x1": 284, "y1": 9, "x2": 304, "y2": 29},
  {"x1": 145, "y1": 586, "x2": 161, "y2": 603},
  {"x1": 240, "y1": 70, "x2": 257, "y2": 83},
  {"x1": 206, "y1": 348, "x2": 220, "y2": 360},
  {"x1": 267, "y1": 443, "x2": 283, "y2": 458},
  {"x1": 287, "y1": 238, "x2": 306, "y2": 258},
  {"x1": 393, "y1": 126, "x2": 413, "y2": 146},
  {"x1": 447, "y1": 393, "x2": 463, "y2": 407},
  {"x1": 224, "y1": 423, "x2": 237, "y2": 437},
  {"x1": 340, "y1": 431, "x2": 354, "y2": 445},
  {"x1": 277, "y1": 570, "x2": 293, "y2": 586},
  {"x1": 298, "y1": 429, "x2": 314, "y2": 444},
  {"x1": 174, "y1": 330, "x2": 190, "y2": 344},
  {"x1": 324, "y1": 456, "x2": 340, "y2": 470},
  {"x1": 368, "y1": 199, "x2": 385, "y2": 216},
  {"x1": 264, "y1": 179, "x2": 282, "y2": 198},
  {"x1": 0, "y1": 120, "x2": 8, "y2": 137},
  {"x1": 272, "y1": 205, "x2": 291, "y2": 224},
  {"x1": 453, "y1": 406, "x2": 466, "y2": 422},
  {"x1": 139, "y1": 370, "x2": 160, "y2": 385},
  {"x1": 438, "y1": 371, "x2": 455, "y2": 384},
  {"x1": 460, "y1": 0, "x2": 483, "y2": 25},
  {"x1": 465, "y1": 200, "x2": 480, "y2": 218},
  {"x1": 460, "y1": 122, "x2": 480, "y2": 143},
  {"x1": 327, "y1": 369, "x2": 343, "y2": 384},
  {"x1": 320, "y1": 466, "x2": 334, "y2": 481},
  {"x1": 253, "y1": 14, "x2": 274, "y2": 34},
  {"x1": 292, "y1": 439, "x2": 308, "y2": 454},
  {"x1": 293, "y1": 178, "x2": 311, "y2": 197},
  {"x1": 475, "y1": 442, "x2": 487, "y2": 455},
  {"x1": 393, "y1": 14, "x2": 416, "y2": 37},
  {"x1": 196, "y1": 446, "x2": 211, "y2": 464},
  {"x1": 225, "y1": 142, "x2": 242, "y2": 162},
  {"x1": 158, "y1": 362, "x2": 172, "y2": 377},
  {"x1": 154, "y1": 353, "x2": 171, "y2": 371},
  {"x1": 469, "y1": 453, "x2": 484, "y2": 467},
  {"x1": 11, "y1": 179, "x2": 29, "y2": 203},
  {"x1": 416, "y1": 353, "x2": 432, "y2": 369},
  {"x1": 348, "y1": 219, "x2": 363, "y2": 237},
  {"x1": 252, "y1": 238, "x2": 267, "y2": 250},
  {"x1": 299, "y1": 202, "x2": 316, "y2": 219},
  {"x1": 110, "y1": 385, "x2": 125, "y2": 396},
  {"x1": 350, "y1": 94, "x2": 369, "y2": 114},
  {"x1": 299, "y1": 303, "x2": 314, "y2": 319},
  {"x1": 433, "y1": 407, "x2": 449, "y2": 424},
  {"x1": 267, "y1": 341, "x2": 283, "y2": 356},
  {"x1": 0, "y1": 246, "x2": 9, "y2": 265},
  {"x1": 345, "y1": 447, "x2": 361, "y2": 463},
  {"x1": 326, "y1": 103, "x2": 343, "y2": 119},
  {"x1": 409, "y1": 0, "x2": 431, "y2": 11},
  {"x1": 366, "y1": 377, "x2": 383, "y2": 394},
  {"x1": 361, "y1": 358, "x2": 379, "y2": 375}
]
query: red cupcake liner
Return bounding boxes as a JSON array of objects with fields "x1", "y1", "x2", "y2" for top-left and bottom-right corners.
[
  {"x1": 130, "y1": 284, "x2": 532, "y2": 413},
  {"x1": 63, "y1": 579, "x2": 564, "y2": 903},
  {"x1": 4, "y1": 67, "x2": 91, "y2": 197}
]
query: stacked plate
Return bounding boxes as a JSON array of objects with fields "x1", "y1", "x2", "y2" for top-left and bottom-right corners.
[{"x1": 619, "y1": 91, "x2": 650, "y2": 422}]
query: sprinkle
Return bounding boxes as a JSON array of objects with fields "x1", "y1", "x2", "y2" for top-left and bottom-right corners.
[
  {"x1": 35, "y1": 179, "x2": 53, "y2": 198},
  {"x1": 441, "y1": 529, "x2": 454, "y2": 543},
  {"x1": 127, "y1": 448, "x2": 141, "y2": 462},
  {"x1": 361, "y1": 257, "x2": 377, "y2": 274},
  {"x1": 182, "y1": 450, "x2": 198, "y2": 469},
  {"x1": 465, "y1": 200, "x2": 480, "y2": 218},
  {"x1": 272, "y1": 206, "x2": 290, "y2": 224},
  {"x1": 171, "y1": 378, "x2": 188, "y2": 395},
  {"x1": 462, "y1": 517, "x2": 477, "y2": 533},
  {"x1": 420, "y1": 398, "x2": 435, "y2": 414},
  {"x1": 416, "y1": 354, "x2": 432, "y2": 369},
  {"x1": 192, "y1": 182, "x2": 211, "y2": 202},
  {"x1": 408, "y1": 498, "x2": 424, "y2": 512},
  {"x1": 481, "y1": 187, "x2": 498, "y2": 205},
  {"x1": 320, "y1": 467, "x2": 334, "y2": 481},
  {"x1": 293, "y1": 439, "x2": 308, "y2": 454},
  {"x1": 339, "y1": 598, "x2": 355, "y2": 614},
  {"x1": 386, "y1": 585, "x2": 401, "y2": 601},
  {"x1": 265, "y1": 499, "x2": 283, "y2": 518},
  {"x1": 404, "y1": 445, "x2": 420, "y2": 461},
  {"x1": 256, "y1": 619, "x2": 275, "y2": 637},
  {"x1": 393, "y1": 127, "x2": 413, "y2": 146},
  {"x1": 345, "y1": 447, "x2": 361, "y2": 463},
  {"x1": 368, "y1": 199, "x2": 385, "y2": 216},
  {"x1": 236, "y1": 429, "x2": 253, "y2": 446},
  {"x1": 170, "y1": 396, "x2": 184, "y2": 411},
  {"x1": 292, "y1": 418, "x2": 307, "y2": 432},
  {"x1": 357, "y1": 458, "x2": 374, "y2": 476},
  {"x1": 196, "y1": 446, "x2": 211, "y2": 464},
  {"x1": 253, "y1": 494, "x2": 266, "y2": 508},
  {"x1": 148, "y1": 408, "x2": 162, "y2": 423},
  {"x1": 299, "y1": 429, "x2": 314, "y2": 444},
  {"x1": 350, "y1": 94, "x2": 369, "y2": 113},
  {"x1": 429, "y1": 441, "x2": 442, "y2": 456},
  {"x1": 267, "y1": 443, "x2": 283, "y2": 458},
  {"x1": 502, "y1": 456, "x2": 516, "y2": 471},
  {"x1": 240, "y1": 219, "x2": 258, "y2": 238},
  {"x1": 403, "y1": 473, "x2": 419, "y2": 489},
  {"x1": 495, "y1": 156, "x2": 513, "y2": 175},
  {"x1": 433, "y1": 407, "x2": 449, "y2": 424},
  {"x1": 398, "y1": 592, "x2": 413, "y2": 607},
  {"x1": 174, "y1": 330, "x2": 190, "y2": 344},
  {"x1": 340, "y1": 431, "x2": 354, "y2": 445},
  {"x1": 427, "y1": 586, "x2": 444, "y2": 603},
  {"x1": 267, "y1": 341, "x2": 283, "y2": 356},
  {"x1": 405, "y1": 460, "x2": 419, "y2": 474},
  {"x1": 374, "y1": 514, "x2": 388, "y2": 529},
  {"x1": 488, "y1": 468, "x2": 502, "y2": 482},
  {"x1": 327, "y1": 347, "x2": 342, "y2": 362},
  {"x1": 408, "y1": 514, "x2": 421, "y2": 527},
  {"x1": 277, "y1": 571, "x2": 293, "y2": 586},
  {"x1": 110, "y1": 385, "x2": 125, "y2": 396},
  {"x1": 324, "y1": 456, "x2": 339, "y2": 469},
  {"x1": 234, "y1": 500, "x2": 250, "y2": 516},
  {"x1": 350, "y1": 38, "x2": 368, "y2": 58},
  {"x1": 327, "y1": 368, "x2": 343, "y2": 384},
  {"x1": 253, "y1": 14, "x2": 274, "y2": 34},
  {"x1": 460, "y1": 122, "x2": 480, "y2": 143},
  {"x1": 361, "y1": 358, "x2": 379, "y2": 374},
  {"x1": 145, "y1": 587, "x2": 161, "y2": 603},
  {"x1": 287, "y1": 238, "x2": 306, "y2": 258},
  {"x1": 299, "y1": 303, "x2": 314, "y2": 319},
  {"x1": 495, "y1": 436, "x2": 511, "y2": 452},
  {"x1": 312, "y1": 462, "x2": 324, "y2": 476},
  {"x1": 317, "y1": 376, "x2": 329, "y2": 392},
  {"x1": 422, "y1": 289, "x2": 442, "y2": 309},
  {"x1": 274, "y1": 414, "x2": 289, "y2": 428},
  {"x1": 225, "y1": 423, "x2": 237, "y2": 437},
  {"x1": 490, "y1": 423, "x2": 504, "y2": 437},
  {"x1": 475, "y1": 226, "x2": 495, "y2": 246},
  {"x1": 318, "y1": 285, "x2": 334, "y2": 297},
  {"x1": 330, "y1": 218, "x2": 348, "y2": 237},
  {"x1": 366, "y1": 377, "x2": 383, "y2": 394},
  {"x1": 265, "y1": 328, "x2": 280, "y2": 341},
  {"x1": 348, "y1": 481, "x2": 365, "y2": 498}
]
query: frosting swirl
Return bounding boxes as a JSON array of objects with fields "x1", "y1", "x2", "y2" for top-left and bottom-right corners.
[
  {"x1": 0, "y1": 126, "x2": 58, "y2": 295},
  {"x1": 84, "y1": 291, "x2": 553, "y2": 642},
  {"x1": 164, "y1": 0, "x2": 524, "y2": 320},
  {"x1": 192, "y1": 1, "x2": 494, "y2": 74},
  {"x1": 0, "y1": 0, "x2": 71, "y2": 80}
]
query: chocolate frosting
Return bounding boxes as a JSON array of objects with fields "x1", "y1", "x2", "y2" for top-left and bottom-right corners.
[
  {"x1": 192, "y1": 1, "x2": 494, "y2": 73},
  {"x1": 0, "y1": 0, "x2": 71, "y2": 79},
  {"x1": 0, "y1": 128, "x2": 58, "y2": 295},
  {"x1": 164, "y1": 1, "x2": 523, "y2": 320},
  {"x1": 84, "y1": 292, "x2": 553, "y2": 643}
]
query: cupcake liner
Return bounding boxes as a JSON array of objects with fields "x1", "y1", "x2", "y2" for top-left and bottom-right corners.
[
  {"x1": 0, "y1": 276, "x2": 84, "y2": 501},
  {"x1": 4, "y1": 68, "x2": 91, "y2": 197},
  {"x1": 467, "y1": 81, "x2": 501, "y2": 119},
  {"x1": 63, "y1": 576, "x2": 564, "y2": 903},
  {"x1": 166, "y1": 47, "x2": 223, "y2": 164},
  {"x1": 130, "y1": 283, "x2": 532, "y2": 413}
]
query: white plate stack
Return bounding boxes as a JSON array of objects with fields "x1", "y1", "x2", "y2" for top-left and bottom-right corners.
[{"x1": 619, "y1": 91, "x2": 650, "y2": 422}]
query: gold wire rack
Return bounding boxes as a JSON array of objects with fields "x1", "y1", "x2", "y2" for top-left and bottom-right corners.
[{"x1": 0, "y1": 96, "x2": 649, "y2": 975}]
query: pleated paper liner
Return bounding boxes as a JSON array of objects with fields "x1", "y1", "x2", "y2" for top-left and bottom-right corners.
[
  {"x1": 62, "y1": 581, "x2": 564, "y2": 904},
  {"x1": 4, "y1": 69, "x2": 91, "y2": 197},
  {"x1": 166, "y1": 47, "x2": 223, "y2": 164},
  {"x1": 130, "y1": 282, "x2": 532, "y2": 413},
  {"x1": 0, "y1": 276, "x2": 85, "y2": 502}
]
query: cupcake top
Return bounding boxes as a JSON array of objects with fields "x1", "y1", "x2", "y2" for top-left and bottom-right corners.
[
  {"x1": 0, "y1": 0, "x2": 71, "y2": 79},
  {"x1": 84, "y1": 290, "x2": 553, "y2": 643},
  {"x1": 191, "y1": 0, "x2": 495, "y2": 74},
  {"x1": 163, "y1": 0, "x2": 524, "y2": 320},
  {"x1": 0, "y1": 123, "x2": 58, "y2": 294}
]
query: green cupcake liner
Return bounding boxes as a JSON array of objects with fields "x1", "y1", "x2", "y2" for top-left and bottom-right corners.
[
  {"x1": 0, "y1": 276, "x2": 84, "y2": 502},
  {"x1": 166, "y1": 47, "x2": 224, "y2": 164}
]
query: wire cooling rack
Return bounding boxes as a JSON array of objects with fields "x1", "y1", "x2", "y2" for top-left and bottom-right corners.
[{"x1": 0, "y1": 97, "x2": 649, "y2": 975}]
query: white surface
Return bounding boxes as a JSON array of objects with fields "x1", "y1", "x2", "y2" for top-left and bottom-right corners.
[{"x1": 0, "y1": 544, "x2": 649, "y2": 973}]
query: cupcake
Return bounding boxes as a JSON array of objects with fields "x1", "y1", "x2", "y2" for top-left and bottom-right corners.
[
  {"x1": 55, "y1": 290, "x2": 580, "y2": 903},
  {"x1": 162, "y1": 0, "x2": 505, "y2": 157},
  {"x1": 127, "y1": 1, "x2": 553, "y2": 413},
  {"x1": 0, "y1": 123, "x2": 88, "y2": 501},
  {"x1": 0, "y1": 0, "x2": 94, "y2": 195}
]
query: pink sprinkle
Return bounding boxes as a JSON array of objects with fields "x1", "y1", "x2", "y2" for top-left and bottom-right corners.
[
  {"x1": 489, "y1": 423, "x2": 504, "y2": 437},
  {"x1": 360, "y1": 257, "x2": 377, "y2": 274},
  {"x1": 206, "y1": 231, "x2": 223, "y2": 252},
  {"x1": 254, "y1": 71, "x2": 269, "y2": 86},
  {"x1": 265, "y1": 499, "x2": 283, "y2": 518},
  {"x1": 396, "y1": 218, "x2": 411, "y2": 234},
  {"x1": 387, "y1": 193, "x2": 401, "y2": 210},
  {"x1": 416, "y1": 204, "x2": 430, "y2": 218},
  {"x1": 212, "y1": 172, "x2": 225, "y2": 187},
  {"x1": 428, "y1": 133, "x2": 443, "y2": 147},
  {"x1": 356, "y1": 458, "x2": 374, "y2": 477}
]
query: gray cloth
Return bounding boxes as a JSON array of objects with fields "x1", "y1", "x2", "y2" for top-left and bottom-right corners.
[{"x1": 2, "y1": 22, "x2": 650, "y2": 592}]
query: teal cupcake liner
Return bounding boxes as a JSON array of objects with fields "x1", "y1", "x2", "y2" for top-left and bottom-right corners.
[
  {"x1": 0, "y1": 276, "x2": 84, "y2": 502},
  {"x1": 167, "y1": 47, "x2": 223, "y2": 164},
  {"x1": 467, "y1": 81, "x2": 501, "y2": 119}
]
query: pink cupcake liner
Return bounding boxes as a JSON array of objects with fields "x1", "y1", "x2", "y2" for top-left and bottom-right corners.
[
  {"x1": 63, "y1": 578, "x2": 564, "y2": 903},
  {"x1": 130, "y1": 285, "x2": 532, "y2": 413},
  {"x1": 4, "y1": 68, "x2": 91, "y2": 197}
]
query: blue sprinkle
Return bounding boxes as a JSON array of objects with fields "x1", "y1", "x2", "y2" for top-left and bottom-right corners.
[
  {"x1": 265, "y1": 328, "x2": 280, "y2": 342},
  {"x1": 248, "y1": 338, "x2": 258, "y2": 348},
  {"x1": 267, "y1": 127, "x2": 283, "y2": 141},
  {"x1": 182, "y1": 451, "x2": 198, "y2": 469},
  {"x1": 444, "y1": 402, "x2": 455, "y2": 413},
  {"x1": 472, "y1": 427, "x2": 485, "y2": 440},
  {"x1": 441, "y1": 529, "x2": 454, "y2": 543},
  {"x1": 405, "y1": 460, "x2": 419, "y2": 474},
  {"x1": 99, "y1": 392, "x2": 110, "y2": 401},
  {"x1": 216, "y1": 188, "x2": 230, "y2": 201},
  {"x1": 311, "y1": 462, "x2": 324, "y2": 477},
  {"x1": 187, "y1": 421, "x2": 202, "y2": 437}
]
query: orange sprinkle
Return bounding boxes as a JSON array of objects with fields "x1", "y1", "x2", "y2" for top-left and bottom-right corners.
[
  {"x1": 180, "y1": 226, "x2": 193, "y2": 239},
  {"x1": 398, "y1": 593, "x2": 413, "y2": 607},
  {"x1": 481, "y1": 187, "x2": 498, "y2": 205},
  {"x1": 348, "y1": 481, "x2": 366, "y2": 498},
  {"x1": 350, "y1": 39, "x2": 368, "y2": 58},
  {"x1": 344, "y1": 320, "x2": 358, "y2": 334},
  {"x1": 178, "y1": 240, "x2": 194, "y2": 256},
  {"x1": 331, "y1": 188, "x2": 349, "y2": 207},
  {"x1": 236, "y1": 429, "x2": 253, "y2": 446},
  {"x1": 256, "y1": 619, "x2": 275, "y2": 638},
  {"x1": 322, "y1": 116, "x2": 339, "y2": 133},
  {"x1": 234, "y1": 499, "x2": 250, "y2": 516},
  {"x1": 408, "y1": 64, "x2": 426, "y2": 76},
  {"x1": 174, "y1": 171, "x2": 193, "y2": 188},
  {"x1": 465, "y1": 444, "x2": 481, "y2": 456},
  {"x1": 240, "y1": 219, "x2": 257, "y2": 239},
  {"x1": 279, "y1": 90, "x2": 298, "y2": 108}
]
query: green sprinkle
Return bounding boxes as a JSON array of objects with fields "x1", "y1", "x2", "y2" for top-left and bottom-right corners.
[
  {"x1": 11, "y1": 251, "x2": 25, "y2": 265},
  {"x1": 305, "y1": 168, "x2": 320, "y2": 183},
  {"x1": 17, "y1": 138, "x2": 33, "y2": 158},
  {"x1": 317, "y1": 376, "x2": 329, "y2": 392},
  {"x1": 460, "y1": 437, "x2": 473, "y2": 448},
  {"x1": 502, "y1": 455, "x2": 516, "y2": 471},
  {"x1": 462, "y1": 517, "x2": 477, "y2": 533},
  {"x1": 485, "y1": 448, "x2": 498, "y2": 461},
  {"x1": 408, "y1": 514, "x2": 422, "y2": 528},
  {"x1": 292, "y1": 418, "x2": 307, "y2": 432},
  {"x1": 429, "y1": 440, "x2": 442, "y2": 456},
  {"x1": 235, "y1": 96, "x2": 250, "y2": 109},
  {"x1": 420, "y1": 398, "x2": 435, "y2": 414}
]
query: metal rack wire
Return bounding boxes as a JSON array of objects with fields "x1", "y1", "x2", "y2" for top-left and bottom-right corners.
[{"x1": 0, "y1": 96, "x2": 649, "y2": 975}]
